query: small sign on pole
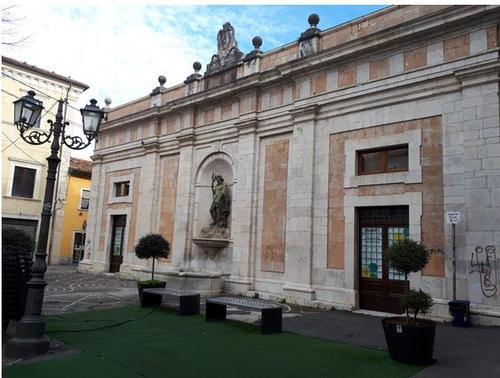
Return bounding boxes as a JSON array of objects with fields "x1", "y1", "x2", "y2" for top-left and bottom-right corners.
[
  {"x1": 446, "y1": 211, "x2": 460, "y2": 301},
  {"x1": 446, "y1": 211, "x2": 460, "y2": 224}
]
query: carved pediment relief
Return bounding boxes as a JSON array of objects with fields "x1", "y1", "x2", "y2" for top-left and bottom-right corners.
[{"x1": 205, "y1": 22, "x2": 243, "y2": 76}]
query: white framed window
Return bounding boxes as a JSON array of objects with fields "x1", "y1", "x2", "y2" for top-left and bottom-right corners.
[
  {"x1": 108, "y1": 174, "x2": 134, "y2": 204},
  {"x1": 80, "y1": 188, "x2": 91, "y2": 210},
  {"x1": 344, "y1": 129, "x2": 422, "y2": 188},
  {"x1": 7, "y1": 159, "x2": 43, "y2": 199},
  {"x1": 114, "y1": 181, "x2": 130, "y2": 197}
]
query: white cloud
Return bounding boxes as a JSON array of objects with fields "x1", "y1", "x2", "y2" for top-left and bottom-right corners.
[{"x1": 3, "y1": 3, "x2": 383, "y2": 158}]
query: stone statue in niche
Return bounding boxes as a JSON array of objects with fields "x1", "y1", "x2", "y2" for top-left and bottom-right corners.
[
  {"x1": 210, "y1": 174, "x2": 231, "y2": 228},
  {"x1": 199, "y1": 174, "x2": 231, "y2": 240}
]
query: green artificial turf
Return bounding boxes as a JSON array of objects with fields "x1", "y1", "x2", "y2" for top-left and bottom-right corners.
[{"x1": 4, "y1": 306, "x2": 422, "y2": 378}]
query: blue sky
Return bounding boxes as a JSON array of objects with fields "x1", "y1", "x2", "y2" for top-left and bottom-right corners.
[
  {"x1": 147, "y1": 5, "x2": 387, "y2": 55},
  {"x1": 4, "y1": 3, "x2": 385, "y2": 157},
  {"x1": 6, "y1": 4, "x2": 386, "y2": 105}
]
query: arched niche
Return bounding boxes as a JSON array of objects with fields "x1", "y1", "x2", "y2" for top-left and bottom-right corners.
[{"x1": 193, "y1": 152, "x2": 236, "y2": 238}]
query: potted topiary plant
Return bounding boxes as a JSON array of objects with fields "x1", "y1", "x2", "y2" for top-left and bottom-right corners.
[
  {"x1": 134, "y1": 233, "x2": 170, "y2": 307},
  {"x1": 382, "y1": 238, "x2": 436, "y2": 365},
  {"x1": 2, "y1": 228, "x2": 34, "y2": 334}
]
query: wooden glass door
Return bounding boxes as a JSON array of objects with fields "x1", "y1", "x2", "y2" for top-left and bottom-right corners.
[
  {"x1": 359, "y1": 206, "x2": 409, "y2": 313},
  {"x1": 72, "y1": 232, "x2": 86, "y2": 263},
  {"x1": 109, "y1": 215, "x2": 126, "y2": 273}
]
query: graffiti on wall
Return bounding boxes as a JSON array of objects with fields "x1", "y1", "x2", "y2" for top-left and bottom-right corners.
[{"x1": 470, "y1": 245, "x2": 497, "y2": 297}]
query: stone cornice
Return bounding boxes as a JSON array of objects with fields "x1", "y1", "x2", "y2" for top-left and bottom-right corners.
[
  {"x1": 176, "y1": 128, "x2": 196, "y2": 147},
  {"x1": 103, "y1": 6, "x2": 500, "y2": 130},
  {"x1": 141, "y1": 140, "x2": 160, "y2": 153},
  {"x1": 289, "y1": 104, "x2": 318, "y2": 123},
  {"x1": 277, "y1": 5, "x2": 493, "y2": 78},
  {"x1": 454, "y1": 60, "x2": 500, "y2": 88},
  {"x1": 235, "y1": 115, "x2": 258, "y2": 135},
  {"x1": 90, "y1": 154, "x2": 103, "y2": 164},
  {"x1": 96, "y1": 51, "x2": 495, "y2": 159}
]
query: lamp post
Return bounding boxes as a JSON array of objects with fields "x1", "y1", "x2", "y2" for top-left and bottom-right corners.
[{"x1": 5, "y1": 91, "x2": 104, "y2": 358}]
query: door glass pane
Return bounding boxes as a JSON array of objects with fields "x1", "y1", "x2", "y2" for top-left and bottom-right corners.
[
  {"x1": 113, "y1": 226, "x2": 124, "y2": 256},
  {"x1": 73, "y1": 232, "x2": 85, "y2": 262},
  {"x1": 387, "y1": 148, "x2": 408, "y2": 171},
  {"x1": 74, "y1": 233, "x2": 83, "y2": 246},
  {"x1": 388, "y1": 227, "x2": 409, "y2": 280},
  {"x1": 361, "y1": 227, "x2": 383, "y2": 279}
]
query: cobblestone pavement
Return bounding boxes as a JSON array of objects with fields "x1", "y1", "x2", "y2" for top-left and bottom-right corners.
[
  {"x1": 42, "y1": 266, "x2": 318, "y2": 322},
  {"x1": 43, "y1": 265, "x2": 138, "y2": 315}
]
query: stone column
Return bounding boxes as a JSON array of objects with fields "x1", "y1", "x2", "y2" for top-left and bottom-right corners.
[
  {"x1": 225, "y1": 116, "x2": 258, "y2": 294},
  {"x1": 171, "y1": 128, "x2": 196, "y2": 269},
  {"x1": 283, "y1": 105, "x2": 318, "y2": 303}
]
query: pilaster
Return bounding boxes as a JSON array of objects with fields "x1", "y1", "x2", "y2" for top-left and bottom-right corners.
[
  {"x1": 283, "y1": 105, "x2": 318, "y2": 302},
  {"x1": 226, "y1": 116, "x2": 258, "y2": 293},
  {"x1": 171, "y1": 128, "x2": 196, "y2": 269},
  {"x1": 136, "y1": 140, "x2": 161, "y2": 238}
]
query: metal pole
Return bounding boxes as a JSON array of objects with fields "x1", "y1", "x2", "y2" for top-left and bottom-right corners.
[
  {"x1": 452, "y1": 223, "x2": 456, "y2": 301},
  {"x1": 5, "y1": 100, "x2": 64, "y2": 358}
]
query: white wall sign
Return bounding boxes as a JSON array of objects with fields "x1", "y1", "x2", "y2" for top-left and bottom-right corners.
[{"x1": 446, "y1": 211, "x2": 461, "y2": 224}]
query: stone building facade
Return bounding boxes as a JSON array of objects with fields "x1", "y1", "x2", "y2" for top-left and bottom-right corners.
[{"x1": 80, "y1": 5, "x2": 500, "y2": 324}]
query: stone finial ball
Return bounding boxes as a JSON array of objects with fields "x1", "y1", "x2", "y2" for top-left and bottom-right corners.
[
  {"x1": 193, "y1": 61, "x2": 202, "y2": 72},
  {"x1": 252, "y1": 36, "x2": 263, "y2": 50},
  {"x1": 158, "y1": 75, "x2": 166, "y2": 85},
  {"x1": 308, "y1": 13, "x2": 320, "y2": 28},
  {"x1": 104, "y1": 97, "x2": 112, "y2": 106}
]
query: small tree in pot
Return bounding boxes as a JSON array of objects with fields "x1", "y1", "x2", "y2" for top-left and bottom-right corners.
[
  {"x1": 134, "y1": 233, "x2": 170, "y2": 306},
  {"x1": 2, "y1": 228, "x2": 34, "y2": 334},
  {"x1": 382, "y1": 238, "x2": 436, "y2": 365}
]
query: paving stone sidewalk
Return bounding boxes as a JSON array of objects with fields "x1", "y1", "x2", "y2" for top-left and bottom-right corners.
[{"x1": 42, "y1": 265, "x2": 138, "y2": 315}]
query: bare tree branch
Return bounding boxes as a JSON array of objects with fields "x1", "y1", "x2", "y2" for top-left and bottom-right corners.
[{"x1": 2, "y1": 4, "x2": 32, "y2": 47}]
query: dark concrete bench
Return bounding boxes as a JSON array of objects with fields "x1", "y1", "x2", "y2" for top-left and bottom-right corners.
[
  {"x1": 142, "y1": 288, "x2": 200, "y2": 316},
  {"x1": 205, "y1": 296, "x2": 282, "y2": 334}
]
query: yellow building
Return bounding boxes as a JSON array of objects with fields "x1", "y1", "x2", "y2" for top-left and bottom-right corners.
[
  {"x1": 55, "y1": 158, "x2": 92, "y2": 264},
  {"x1": 2, "y1": 56, "x2": 89, "y2": 261}
]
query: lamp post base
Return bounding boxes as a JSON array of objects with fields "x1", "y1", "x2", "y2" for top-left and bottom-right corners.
[
  {"x1": 5, "y1": 336, "x2": 50, "y2": 359},
  {"x1": 4, "y1": 317, "x2": 50, "y2": 359}
]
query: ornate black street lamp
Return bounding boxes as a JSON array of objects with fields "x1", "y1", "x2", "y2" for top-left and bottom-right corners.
[{"x1": 5, "y1": 91, "x2": 104, "y2": 358}]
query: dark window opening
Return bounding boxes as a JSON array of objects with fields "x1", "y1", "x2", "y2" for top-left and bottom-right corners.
[
  {"x1": 358, "y1": 145, "x2": 408, "y2": 175},
  {"x1": 115, "y1": 182, "x2": 130, "y2": 197},
  {"x1": 12, "y1": 166, "x2": 36, "y2": 198}
]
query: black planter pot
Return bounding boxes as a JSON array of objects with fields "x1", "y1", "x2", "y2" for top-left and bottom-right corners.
[
  {"x1": 137, "y1": 281, "x2": 166, "y2": 307},
  {"x1": 448, "y1": 300, "x2": 471, "y2": 327},
  {"x1": 382, "y1": 316, "x2": 436, "y2": 365}
]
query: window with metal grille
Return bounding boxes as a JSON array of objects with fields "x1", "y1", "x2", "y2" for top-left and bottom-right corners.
[{"x1": 11, "y1": 166, "x2": 36, "y2": 198}]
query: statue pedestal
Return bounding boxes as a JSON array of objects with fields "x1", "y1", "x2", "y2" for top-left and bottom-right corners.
[{"x1": 192, "y1": 237, "x2": 229, "y2": 259}]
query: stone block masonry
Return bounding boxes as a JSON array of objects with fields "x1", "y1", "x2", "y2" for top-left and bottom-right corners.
[{"x1": 81, "y1": 5, "x2": 500, "y2": 325}]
